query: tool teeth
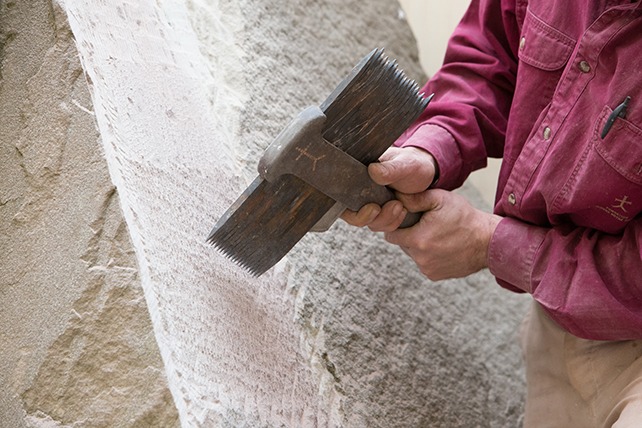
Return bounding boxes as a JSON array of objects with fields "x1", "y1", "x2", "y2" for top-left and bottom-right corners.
[
  {"x1": 207, "y1": 175, "x2": 335, "y2": 277},
  {"x1": 208, "y1": 48, "x2": 433, "y2": 276}
]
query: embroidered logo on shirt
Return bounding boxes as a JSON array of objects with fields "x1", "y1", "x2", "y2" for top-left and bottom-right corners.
[
  {"x1": 613, "y1": 196, "x2": 632, "y2": 212},
  {"x1": 597, "y1": 195, "x2": 632, "y2": 222}
]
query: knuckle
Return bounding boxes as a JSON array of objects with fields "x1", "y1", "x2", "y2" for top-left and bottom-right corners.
[
  {"x1": 419, "y1": 266, "x2": 433, "y2": 279},
  {"x1": 420, "y1": 268, "x2": 441, "y2": 282}
]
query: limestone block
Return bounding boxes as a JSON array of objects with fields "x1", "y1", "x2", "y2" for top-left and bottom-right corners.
[
  {"x1": 1, "y1": 0, "x2": 529, "y2": 426},
  {"x1": 0, "y1": 1, "x2": 178, "y2": 427}
]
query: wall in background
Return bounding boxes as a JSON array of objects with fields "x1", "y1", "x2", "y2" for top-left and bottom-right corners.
[{"x1": 397, "y1": 0, "x2": 469, "y2": 76}]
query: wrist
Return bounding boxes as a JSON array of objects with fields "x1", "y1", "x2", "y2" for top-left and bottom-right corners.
[
  {"x1": 477, "y1": 212, "x2": 502, "y2": 270},
  {"x1": 426, "y1": 152, "x2": 440, "y2": 187}
]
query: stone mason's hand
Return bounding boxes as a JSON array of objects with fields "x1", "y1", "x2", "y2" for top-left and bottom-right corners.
[
  {"x1": 385, "y1": 189, "x2": 502, "y2": 280},
  {"x1": 340, "y1": 145, "x2": 502, "y2": 280},
  {"x1": 341, "y1": 146, "x2": 437, "y2": 232}
]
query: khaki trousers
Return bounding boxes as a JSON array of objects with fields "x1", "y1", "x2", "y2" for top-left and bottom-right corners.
[{"x1": 522, "y1": 302, "x2": 642, "y2": 427}]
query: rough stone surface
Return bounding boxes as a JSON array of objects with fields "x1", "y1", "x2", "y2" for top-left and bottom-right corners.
[
  {"x1": 0, "y1": 1, "x2": 178, "y2": 427},
  {"x1": 1, "y1": 0, "x2": 529, "y2": 426}
]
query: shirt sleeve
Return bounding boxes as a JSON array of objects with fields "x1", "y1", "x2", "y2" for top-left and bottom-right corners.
[
  {"x1": 488, "y1": 217, "x2": 642, "y2": 340},
  {"x1": 395, "y1": 0, "x2": 519, "y2": 190}
]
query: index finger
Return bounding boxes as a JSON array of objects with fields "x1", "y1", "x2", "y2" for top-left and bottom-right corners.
[
  {"x1": 340, "y1": 203, "x2": 381, "y2": 227},
  {"x1": 383, "y1": 220, "x2": 422, "y2": 247}
]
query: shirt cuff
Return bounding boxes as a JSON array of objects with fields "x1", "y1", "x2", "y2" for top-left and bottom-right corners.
[
  {"x1": 487, "y1": 217, "x2": 548, "y2": 293},
  {"x1": 394, "y1": 124, "x2": 463, "y2": 190}
]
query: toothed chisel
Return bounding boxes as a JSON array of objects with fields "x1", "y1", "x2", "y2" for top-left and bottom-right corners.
[{"x1": 207, "y1": 49, "x2": 432, "y2": 276}]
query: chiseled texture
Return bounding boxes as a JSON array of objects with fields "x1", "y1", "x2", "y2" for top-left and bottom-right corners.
[
  {"x1": 1, "y1": 0, "x2": 529, "y2": 426},
  {"x1": 0, "y1": 1, "x2": 178, "y2": 427}
]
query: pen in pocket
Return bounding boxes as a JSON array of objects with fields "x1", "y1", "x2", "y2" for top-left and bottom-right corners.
[{"x1": 601, "y1": 96, "x2": 631, "y2": 139}]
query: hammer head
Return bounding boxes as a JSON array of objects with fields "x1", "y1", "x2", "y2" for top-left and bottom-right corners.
[{"x1": 207, "y1": 49, "x2": 430, "y2": 276}]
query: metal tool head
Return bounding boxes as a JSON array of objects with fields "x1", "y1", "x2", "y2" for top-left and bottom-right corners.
[{"x1": 207, "y1": 48, "x2": 430, "y2": 276}]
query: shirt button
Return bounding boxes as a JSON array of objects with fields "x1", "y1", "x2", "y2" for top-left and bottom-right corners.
[
  {"x1": 508, "y1": 193, "x2": 517, "y2": 205},
  {"x1": 519, "y1": 37, "x2": 526, "y2": 50},
  {"x1": 543, "y1": 126, "x2": 552, "y2": 140},
  {"x1": 579, "y1": 60, "x2": 591, "y2": 73}
]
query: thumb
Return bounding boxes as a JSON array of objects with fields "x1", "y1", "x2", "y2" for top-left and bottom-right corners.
[
  {"x1": 368, "y1": 146, "x2": 436, "y2": 193},
  {"x1": 368, "y1": 157, "x2": 405, "y2": 186}
]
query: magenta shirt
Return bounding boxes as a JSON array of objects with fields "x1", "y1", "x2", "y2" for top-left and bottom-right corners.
[{"x1": 396, "y1": 0, "x2": 642, "y2": 340}]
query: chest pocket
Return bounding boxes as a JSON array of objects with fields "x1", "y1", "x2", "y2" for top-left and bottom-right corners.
[
  {"x1": 518, "y1": 9, "x2": 575, "y2": 71},
  {"x1": 506, "y1": 8, "x2": 577, "y2": 164},
  {"x1": 552, "y1": 106, "x2": 642, "y2": 234}
]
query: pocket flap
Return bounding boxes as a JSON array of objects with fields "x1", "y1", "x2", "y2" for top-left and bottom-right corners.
[{"x1": 519, "y1": 10, "x2": 576, "y2": 71}]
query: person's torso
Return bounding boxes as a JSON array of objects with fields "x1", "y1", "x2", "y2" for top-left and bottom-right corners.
[{"x1": 498, "y1": 0, "x2": 642, "y2": 234}]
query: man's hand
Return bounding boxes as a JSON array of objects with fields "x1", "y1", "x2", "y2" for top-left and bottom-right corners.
[
  {"x1": 341, "y1": 146, "x2": 437, "y2": 232},
  {"x1": 367, "y1": 146, "x2": 438, "y2": 193},
  {"x1": 340, "y1": 145, "x2": 501, "y2": 280},
  {"x1": 385, "y1": 189, "x2": 502, "y2": 280}
]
